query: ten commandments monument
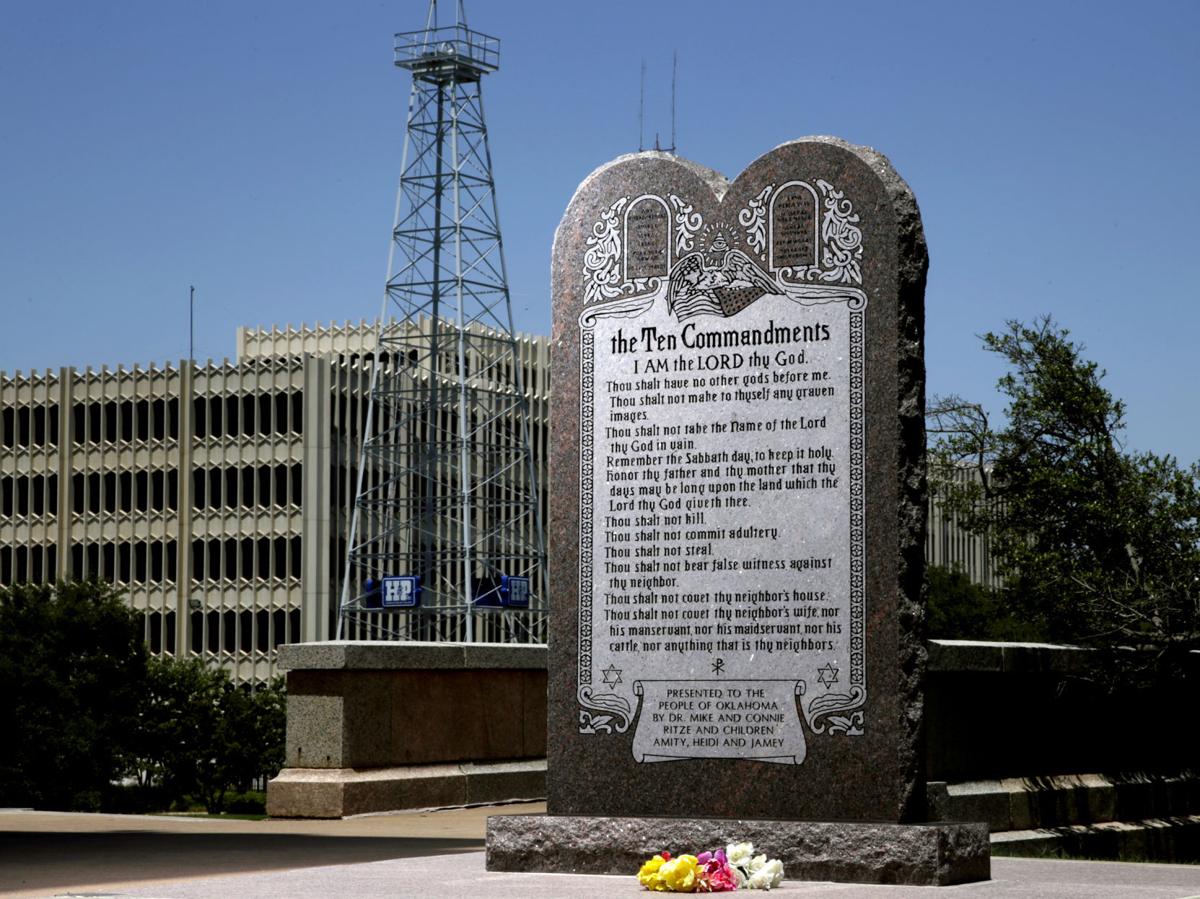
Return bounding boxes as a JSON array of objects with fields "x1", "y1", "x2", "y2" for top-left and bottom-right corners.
[{"x1": 488, "y1": 137, "x2": 990, "y2": 885}]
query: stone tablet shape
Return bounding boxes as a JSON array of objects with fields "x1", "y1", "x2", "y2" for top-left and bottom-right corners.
[{"x1": 548, "y1": 138, "x2": 927, "y2": 822}]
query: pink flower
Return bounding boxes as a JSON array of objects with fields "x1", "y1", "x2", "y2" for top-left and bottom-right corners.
[{"x1": 697, "y1": 850, "x2": 740, "y2": 893}]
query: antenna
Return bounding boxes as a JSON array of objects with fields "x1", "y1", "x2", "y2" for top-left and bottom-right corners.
[
  {"x1": 670, "y1": 50, "x2": 677, "y2": 153},
  {"x1": 638, "y1": 59, "x2": 645, "y2": 152},
  {"x1": 189, "y1": 285, "x2": 194, "y2": 365},
  {"x1": 637, "y1": 53, "x2": 679, "y2": 154}
]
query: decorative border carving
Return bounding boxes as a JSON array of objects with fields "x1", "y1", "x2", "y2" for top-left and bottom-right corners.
[
  {"x1": 737, "y1": 185, "x2": 772, "y2": 260},
  {"x1": 583, "y1": 198, "x2": 627, "y2": 304},
  {"x1": 578, "y1": 320, "x2": 634, "y2": 734},
  {"x1": 579, "y1": 685, "x2": 633, "y2": 734},
  {"x1": 817, "y1": 180, "x2": 863, "y2": 285},
  {"x1": 848, "y1": 307, "x2": 866, "y2": 700},
  {"x1": 807, "y1": 685, "x2": 866, "y2": 736},
  {"x1": 799, "y1": 304, "x2": 867, "y2": 736},
  {"x1": 578, "y1": 325, "x2": 595, "y2": 687},
  {"x1": 669, "y1": 195, "x2": 703, "y2": 255}
]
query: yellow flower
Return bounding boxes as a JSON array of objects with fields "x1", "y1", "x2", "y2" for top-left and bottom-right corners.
[
  {"x1": 638, "y1": 854, "x2": 670, "y2": 891},
  {"x1": 660, "y1": 854, "x2": 702, "y2": 892}
]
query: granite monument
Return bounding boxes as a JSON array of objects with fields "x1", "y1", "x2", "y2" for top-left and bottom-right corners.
[{"x1": 488, "y1": 137, "x2": 989, "y2": 885}]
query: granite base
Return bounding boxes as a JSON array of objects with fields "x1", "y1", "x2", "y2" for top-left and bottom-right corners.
[{"x1": 486, "y1": 815, "x2": 990, "y2": 886}]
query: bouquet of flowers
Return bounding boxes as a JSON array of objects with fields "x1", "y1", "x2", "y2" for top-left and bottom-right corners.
[{"x1": 637, "y1": 841, "x2": 784, "y2": 892}]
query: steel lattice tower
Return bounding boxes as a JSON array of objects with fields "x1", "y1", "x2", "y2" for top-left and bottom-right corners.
[{"x1": 337, "y1": 1, "x2": 546, "y2": 643}]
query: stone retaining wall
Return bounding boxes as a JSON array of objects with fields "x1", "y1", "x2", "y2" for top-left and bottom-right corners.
[
  {"x1": 266, "y1": 642, "x2": 547, "y2": 818},
  {"x1": 268, "y1": 639, "x2": 1197, "y2": 826}
]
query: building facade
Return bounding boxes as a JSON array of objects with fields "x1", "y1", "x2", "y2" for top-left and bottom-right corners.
[
  {"x1": 2, "y1": 320, "x2": 991, "y2": 681},
  {"x1": 925, "y1": 463, "x2": 1002, "y2": 589},
  {"x1": 0, "y1": 319, "x2": 551, "y2": 683}
]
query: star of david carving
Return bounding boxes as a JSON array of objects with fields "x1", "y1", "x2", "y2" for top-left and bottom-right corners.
[
  {"x1": 601, "y1": 664, "x2": 623, "y2": 688},
  {"x1": 816, "y1": 663, "x2": 840, "y2": 689}
]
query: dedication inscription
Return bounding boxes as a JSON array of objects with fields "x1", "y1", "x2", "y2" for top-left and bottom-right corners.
[
  {"x1": 578, "y1": 183, "x2": 866, "y2": 765},
  {"x1": 548, "y1": 138, "x2": 927, "y2": 823}
]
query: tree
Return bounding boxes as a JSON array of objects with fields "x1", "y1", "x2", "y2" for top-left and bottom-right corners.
[
  {"x1": 0, "y1": 580, "x2": 287, "y2": 813},
  {"x1": 928, "y1": 317, "x2": 1200, "y2": 677},
  {"x1": 129, "y1": 655, "x2": 227, "y2": 808},
  {"x1": 925, "y1": 563, "x2": 1045, "y2": 642},
  {"x1": 132, "y1": 657, "x2": 288, "y2": 813},
  {"x1": 217, "y1": 677, "x2": 287, "y2": 797},
  {"x1": 0, "y1": 581, "x2": 147, "y2": 809}
]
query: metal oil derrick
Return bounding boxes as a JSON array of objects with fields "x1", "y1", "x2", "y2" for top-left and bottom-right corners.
[{"x1": 337, "y1": 1, "x2": 546, "y2": 643}]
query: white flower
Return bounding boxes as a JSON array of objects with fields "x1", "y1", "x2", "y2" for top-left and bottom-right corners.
[
  {"x1": 748, "y1": 853, "x2": 768, "y2": 873},
  {"x1": 726, "y1": 841, "x2": 755, "y2": 867},
  {"x1": 746, "y1": 858, "x2": 784, "y2": 890}
]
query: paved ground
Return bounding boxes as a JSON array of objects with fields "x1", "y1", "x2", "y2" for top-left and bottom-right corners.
[
  {"x1": 0, "y1": 804, "x2": 521, "y2": 897},
  {"x1": 2, "y1": 806, "x2": 1199, "y2": 899}
]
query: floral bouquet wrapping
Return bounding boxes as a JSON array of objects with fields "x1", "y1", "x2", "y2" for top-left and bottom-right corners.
[{"x1": 637, "y1": 842, "x2": 784, "y2": 892}]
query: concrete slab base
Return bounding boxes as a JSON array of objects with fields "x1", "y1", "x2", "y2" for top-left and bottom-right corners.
[
  {"x1": 486, "y1": 814, "x2": 990, "y2": 886},
  {"x1": 266, "y1": 759, "x2": 545, "y2": 818}
]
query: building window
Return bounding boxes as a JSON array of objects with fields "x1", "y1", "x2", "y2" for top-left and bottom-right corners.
[
  {"x1": 256, "y1": 610, "x2": 269, "y2": 653},
  {"x1": 242, "y1": 395, "x2": 255, "y2": 437},
  {"x1": 223, "y1": 610, "x2": 237, "y2": 653},
  {"x1": 148, "y1": 611, "x2": 162, "y2": 654},
  {"x1": 258, "y1": 394, "x2": 272, "y2": 436},
  {"x1": 153, "y1": 399, "x2": 166, "y2": 441},
  {"x1": 190, "y1": 611, "x2": 204, "y2": 654},
  {"x1": 118, "y1": 543, "x2": 131, "y2": 582},
  {"x1": 136, "y1": 400, "x2": 149, "y2": 441},
  {"x1": 135, "y1": 543, "x2": 147, "y2": 581},
  {"x1": 240, "y1": 610, "x2": 253, "y2": 653}
]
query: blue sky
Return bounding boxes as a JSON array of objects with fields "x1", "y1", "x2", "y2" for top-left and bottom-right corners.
[{"x1": 1, "y1": 1, "x2": 1197, "y2": 459}]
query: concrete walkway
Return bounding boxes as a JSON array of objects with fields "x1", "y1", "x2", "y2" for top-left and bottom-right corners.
[{"x1": 2, "y1": 806, "x2": 1199, "y2": 899}]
